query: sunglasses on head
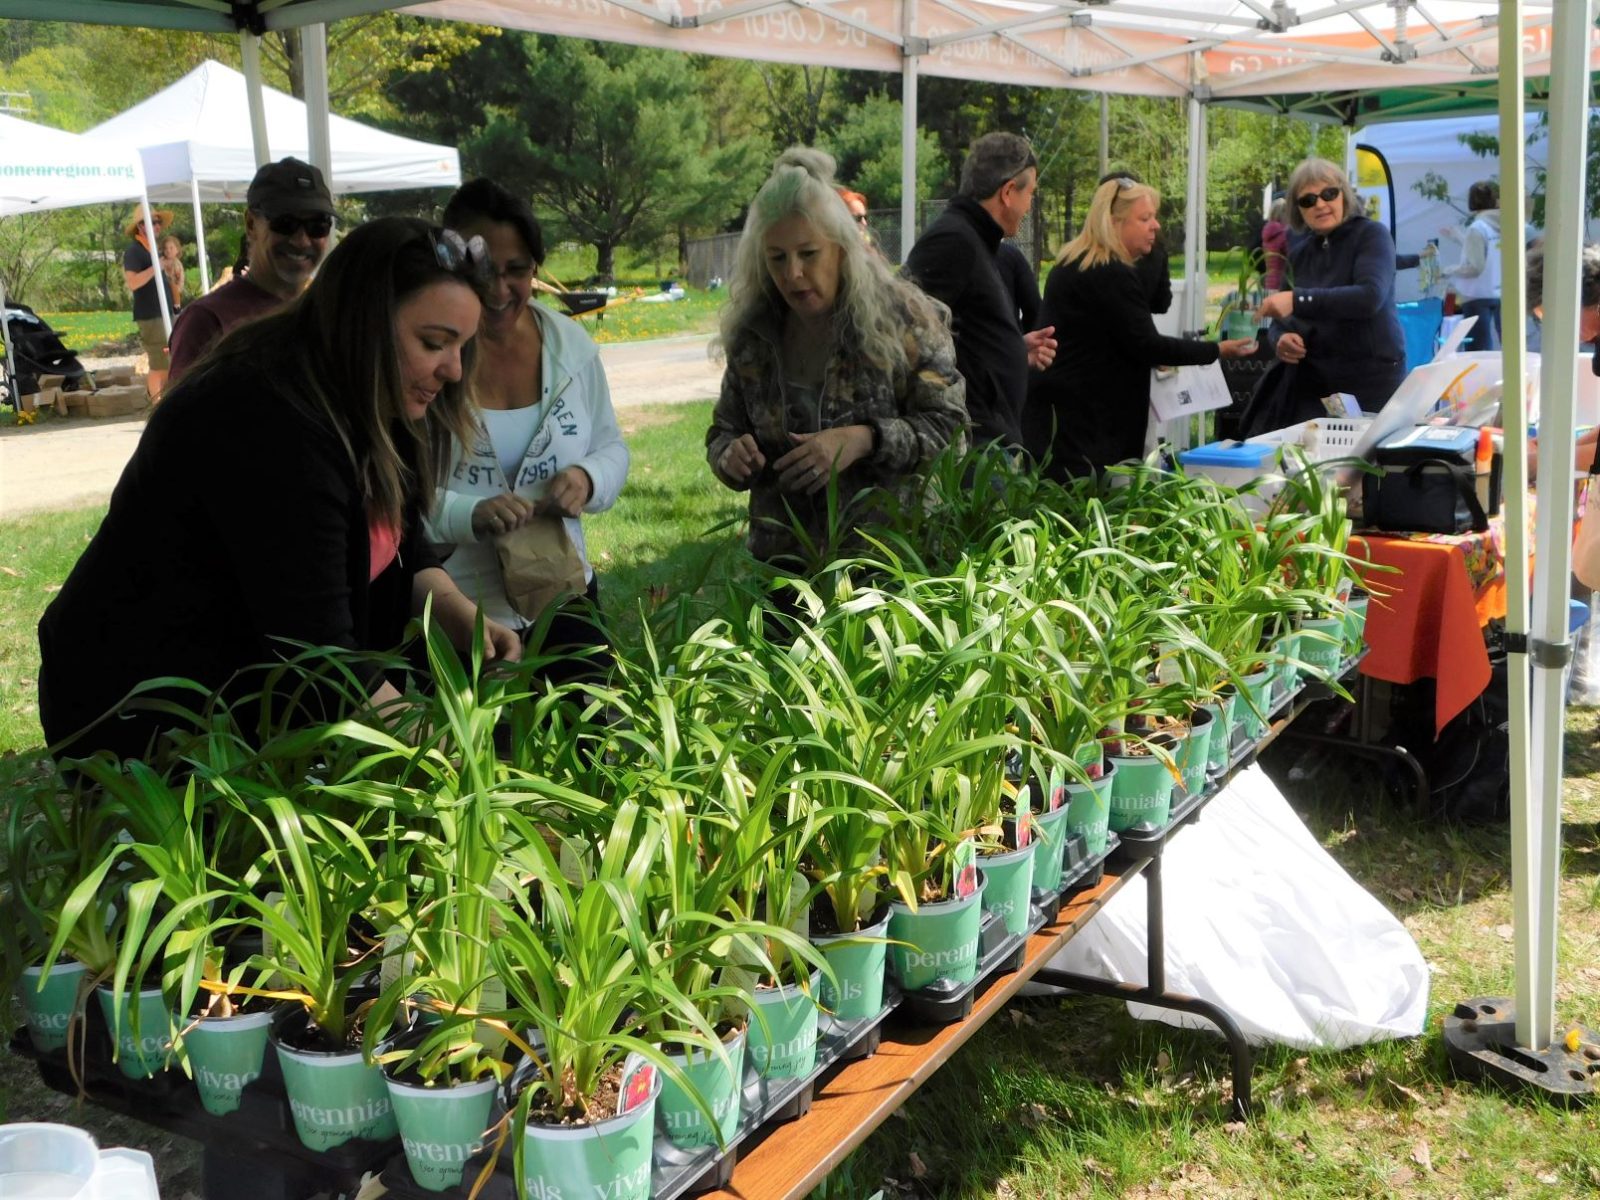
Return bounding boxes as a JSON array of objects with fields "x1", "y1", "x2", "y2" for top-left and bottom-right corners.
[
  {"x1": 267, "y1": 213, "x2": 334, "y2": 238},
  {"x1": 1296, "y1": 186, "x2": 1342, "y2": 210},
  {"x1": 431, "y1": 228, "x2": 491, "y2": 277}
]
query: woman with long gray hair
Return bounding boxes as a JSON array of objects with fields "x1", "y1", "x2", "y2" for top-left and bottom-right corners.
[{"x1": 707, "y1": 147, "x2": 967, "y2": 567}]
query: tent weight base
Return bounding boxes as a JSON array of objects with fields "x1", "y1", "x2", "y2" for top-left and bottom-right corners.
[{"x1": 1443, "y1": 997, "x2": 1597, "y2": 1105}]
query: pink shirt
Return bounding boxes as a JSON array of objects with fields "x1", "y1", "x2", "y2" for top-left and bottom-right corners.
[{"x1": 368, "y1": 513, "x2": 401, "y2": 582}]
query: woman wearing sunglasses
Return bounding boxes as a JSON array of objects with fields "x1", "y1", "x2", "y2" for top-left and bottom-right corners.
[
  {"x1": 39, "y1": 217, "x2": 521, "y2": 764},
  {"x1": 1240, "y1": 157, "x2": 1406, "y2": 437},
  {"x1": 1027, "y1": 176, "x2": 1256, "y2": 477}
]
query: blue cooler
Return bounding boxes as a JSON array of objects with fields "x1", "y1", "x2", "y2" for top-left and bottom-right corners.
[
  {"x1": 1178, "y1": 441, "x2": 1279, "y2": 491},
  {"x1": 1397, "y1": 298, "x2": 1444, "y2": 374}
]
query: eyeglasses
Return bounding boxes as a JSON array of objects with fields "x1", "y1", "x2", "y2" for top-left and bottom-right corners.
[
  {"x1": 267, "y1": 213, "x2": 334, "y2": 238},
  {"x1": 853, "y1": 212, "x2": 870, "y2": 226},
  {"x1": 1114, "y1": 177, "x2": 1137, "y2": 190},
  {"x1": 1296, "y1": 186, "x2": 1342, "y2": 210}
]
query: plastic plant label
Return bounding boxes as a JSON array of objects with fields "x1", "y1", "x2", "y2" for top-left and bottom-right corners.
[
  {"x1": 1013, "y1": 808, "x2": 1032, "y2": 850},
  {"x1": 616, "y1": 1055, "x2": 656, "y2": 1117},
  {"x1": 1049, "y1": 782, "x2": 1065, "y2": 812},
  {"x1": 952, "y1": 839, "x2": 978, "y2": 901}
]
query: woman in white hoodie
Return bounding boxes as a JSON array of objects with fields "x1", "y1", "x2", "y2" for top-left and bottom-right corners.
[{"x1": 429, "y1": 179, "x2": 629, "y2": 677}]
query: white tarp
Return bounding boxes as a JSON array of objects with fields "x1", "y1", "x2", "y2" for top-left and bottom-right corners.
[
  {"x1": 84, "y1": 60, "x2": 460, "y2": 202},
  {"x1": 1046, "y1": 765, "x2": 1431, "y2": 1050},
  {"x1": 0, "y1": 112, "x2": 148, "y2": 217}
]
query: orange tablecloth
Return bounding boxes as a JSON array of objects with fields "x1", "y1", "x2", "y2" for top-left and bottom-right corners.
[{"x1": 1352, "y1": 529, "x2": 1507, "y2": 737}]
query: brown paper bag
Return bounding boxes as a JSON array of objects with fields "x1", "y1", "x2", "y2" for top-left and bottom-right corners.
[{"x1": 494, "y1": 513, "x2": 587, "y2": 621}]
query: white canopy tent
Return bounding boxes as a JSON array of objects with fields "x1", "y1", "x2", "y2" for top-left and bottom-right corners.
[
  {"x1": 85, "y1": 60, "x2": 462, "y2": 290},
  {"x1": 0, "y1": 0, "x2": 1592, "y2": 1078},
  {"x1": 0, "y1": 113, "x2": 167, "y2": 396}
]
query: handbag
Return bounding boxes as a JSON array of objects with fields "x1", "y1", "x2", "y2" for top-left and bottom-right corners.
[
  {"x1": 1362, "y1": 426, "x2": 1488, "y2": 535},
  {"x1": 1575, "y1": 476, "x2": 1600, "y2": 591},
  {"x1": 494, "y1": 513, "x2": 588, "y2": 621}
]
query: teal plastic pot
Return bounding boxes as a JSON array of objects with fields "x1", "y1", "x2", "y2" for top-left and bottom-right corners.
[
  {"x1": 887, "y1": 872, "x2": 987, "y2": 992},
  {"x1": 657, "y1": 1027, "x2": 746, "y2": 1151},
  {"x1": 1345, "y1": 590, "x2": 1370, "y2": 655},
  {"x1": 978, "y1": 843, "x2": 1034, "y2": 937},
  {"x1": 1062, "y1": 760, "x2": 1115, "y2": 857},
  {"x1": 746, "y1": 973, "x2": 820, "y2": 1080},
  {"x1": 1273, "y1": 632, "x2": 1302, "y2": 702},
  {"x1": 813, "y1": 907, "x2": 889, "y2": 1025},
  {"x1": 1298, "y1": 616, "x2": 1344, "y2": 677},
  {"x1": 183, "y1": 1008, "x2": 272, "y2": 1115},
  {"x1": 1203, "y1": 691, "x2": 1236, "y2": 772},
  {"x1": 521, "y1": 1062, "x2": 660, "y2": 1200},
  {"x1": 1174, "y1": 708, "x2": 1215, "y2": 799},
  {"x1": 1236, "y1": 667, "x2": 1275, "y2": 743},
  {"x1": 16, "y1": 961, "x2": 89, "y2": 1054},
  {"x1": 273, "y1": 1028, "x2": 398, "y2": 1151},
  {"x1": 95, "y1": 985, "x2": 173, "y2": 1079},
  {"x1": 386, "y1": 1074, "x2": 497, "y2": 1192},
  {"x1": 1031, "y1": 803, "x2": 1071, "y2": 893},
  {"x1": 1107, "y1": 744, "x2": 1178, "y2": 832}
]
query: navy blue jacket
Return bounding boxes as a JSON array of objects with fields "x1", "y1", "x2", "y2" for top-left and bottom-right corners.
[
  {"x1": 1241, "y1": 214, "x2": 1405, "y2": 436},
  {"x1": 905, "y1": 196, "x2": 1028, "y2": 448}
]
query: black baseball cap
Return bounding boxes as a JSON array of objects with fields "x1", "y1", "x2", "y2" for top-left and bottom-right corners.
[{"x1": 246, "y1": 157, "x2": 335, "y2": 219}]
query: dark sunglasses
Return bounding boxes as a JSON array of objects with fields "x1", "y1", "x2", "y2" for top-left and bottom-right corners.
[
  {"x1": 853, "y1": 212, "x2": 870, "y2": 225},
  {"x1": 267, "y1": 213, "x2": 334, "y2": 238},
  {"x1": 1296, "y1": 186, "x2": 1342, "y2": 210}
]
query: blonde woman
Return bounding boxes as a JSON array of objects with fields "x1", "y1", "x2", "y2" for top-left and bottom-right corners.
[
  {"x1": 1026, "y1": 177, "x2": 1255, "y2": 477},
  {"x1": 709, "y1": 147, "x2": 967, "y2": 567}
]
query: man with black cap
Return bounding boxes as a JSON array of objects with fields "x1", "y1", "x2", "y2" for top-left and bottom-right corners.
[
  {"x1": 168, "y1": 156, "x2": 335, "y2": 383},
  {"x1": 905, "y1": 131, "x2": 1057, "y2": 450}
]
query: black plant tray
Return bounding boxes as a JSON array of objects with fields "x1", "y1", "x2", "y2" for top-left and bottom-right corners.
[
  {"x1": 378, "y1": 996, "x2": 898, "y2": 1200},
  {"x1": 11, "y1": 1023, "x2": 399, "y2": 1184},
  {"x1": 1058, "y1": 830, "x2": 1119, "y2": 899},
  {"x1": 892, "y1": 899, "x2": 1042, "y2": 1027}
]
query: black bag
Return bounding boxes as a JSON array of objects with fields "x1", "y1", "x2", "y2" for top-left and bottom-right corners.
[{"x1": 1362, "y1": 426, "x2": 1488, "y2": 535}]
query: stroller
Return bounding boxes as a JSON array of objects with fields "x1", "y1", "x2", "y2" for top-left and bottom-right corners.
[{"x1": 3, "y1": 301, "x2": 89, "y2": 402}]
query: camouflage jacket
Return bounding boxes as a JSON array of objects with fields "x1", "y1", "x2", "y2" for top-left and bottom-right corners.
[{"x1": 707, "y1": 293, "x2": 968, "y2": 566}]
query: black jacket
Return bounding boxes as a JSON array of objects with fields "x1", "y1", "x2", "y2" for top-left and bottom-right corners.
[
  {"x1": 38, "y1": 359, "x2": 435, "y2": 761},
  {"x1": 1028, "y1": 254, "x2": 1220, "y2": 475},
  {"x1": 1240, "y1": 215, "x2": 1406, "y2": 437},
  {"x1": 904, "y1": 196, "x2": 1027, "y2": 448},
  {"x1": 994, "y1": 242, "x2": 1041, "y2": 331}
]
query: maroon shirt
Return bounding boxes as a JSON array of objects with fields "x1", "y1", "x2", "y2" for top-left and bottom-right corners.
[{"x1": 167, "y1": 276, "x2": 284, "y2": 384}]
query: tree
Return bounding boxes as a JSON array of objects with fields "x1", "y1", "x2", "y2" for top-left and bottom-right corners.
[
  {"x1": 823, "y1": 93, "x2": 945, "y2": 210},
  {"x1": 459, "y1": 37, "x2": 746, "y2": 282},
  {"x1": 757, "y1": 64, "x2": 834, "y2": 149}
]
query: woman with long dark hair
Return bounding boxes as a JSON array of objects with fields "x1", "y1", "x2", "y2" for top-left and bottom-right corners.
[{"x1": 39, "y1": 217, "x2": 520, "y2": 763}]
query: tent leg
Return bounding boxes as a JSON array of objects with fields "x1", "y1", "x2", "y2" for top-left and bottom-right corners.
[
  {"x1": 899, "y1": 0, "x2": 918, "y2": 265},
  {"x1": 190, "y1": 176, "x2": 210, "y2": 294},
  {"x1": 301, "y1": 24, "x2": 333, "y2": 184},
  {"x1": 241, "y1": 31, "x2": 271, "y2": 168},
  {"x1": 0, "y1": 271, "x2": 16, "y2": 409}
]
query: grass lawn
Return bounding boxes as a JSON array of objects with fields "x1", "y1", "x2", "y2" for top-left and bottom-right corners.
[{"x1": 2, "y1": 401, "x2": 1597, "y2": 1197}]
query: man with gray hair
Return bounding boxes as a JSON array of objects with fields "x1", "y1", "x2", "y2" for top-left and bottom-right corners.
[{"x1": 905, "y1": 132, "x2": 1057, "y2": 449}]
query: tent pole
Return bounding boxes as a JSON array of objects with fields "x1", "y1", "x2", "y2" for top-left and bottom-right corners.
[
  {"x1": 1520, "y1": 0, "x2": 1592, "y2": 1055},
  {"x1": 0, "y1": 271, "x2": 16, "y2": 406},
  {"x1": 189, "y1": 175, "x2": 210, "y2": 294},
  {"x1": 899, "y1": 0, "x2": 918, "y2": 265},
  {"x1": 302, "y1": 24, "x2": 333, "y2": 184},
  {"x1": 1497, "y1": 0, "x2": 1539, "y2": 1054},
  {"x1": 1099, "y1": 92, "x2": 1109, "y2": 177},
  {"x1": 240, "y1": 32, "x2": 271, "y2": 167},
  {"x1": 140, "y1": 202, "x2": 171, "y2": 339},
  {"x1": 1183, "y1": 83, "x2": 1206, "y2": 340}
]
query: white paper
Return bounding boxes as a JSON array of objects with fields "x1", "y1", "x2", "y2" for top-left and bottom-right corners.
[
  {"x1": 1150, "y1": 361, "x2": 1233, "y2": 422},
  {"x1": 1432, "y1": 313, "x2": 1479, "y2": 362}
]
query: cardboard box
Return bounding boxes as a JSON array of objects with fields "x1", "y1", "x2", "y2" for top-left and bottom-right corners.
[
  {"x1": 63, "y1": 389, "x2": 90, "y2": 414},
  {"x1": 87, "y1": 386, "x2": 147, "y2": 418},
  {"x1": 37, "y1": 373, "x2": 66, "y2": 392},
  {"x1": 94, "y1": 367, "x2": 134, "y2": 388},
  {"x1": 18, "y1": 391, "x2": 38, "y2": 413},
  {"x1": 52, "y1": 389, "x2": 70, "y2": 416}
]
